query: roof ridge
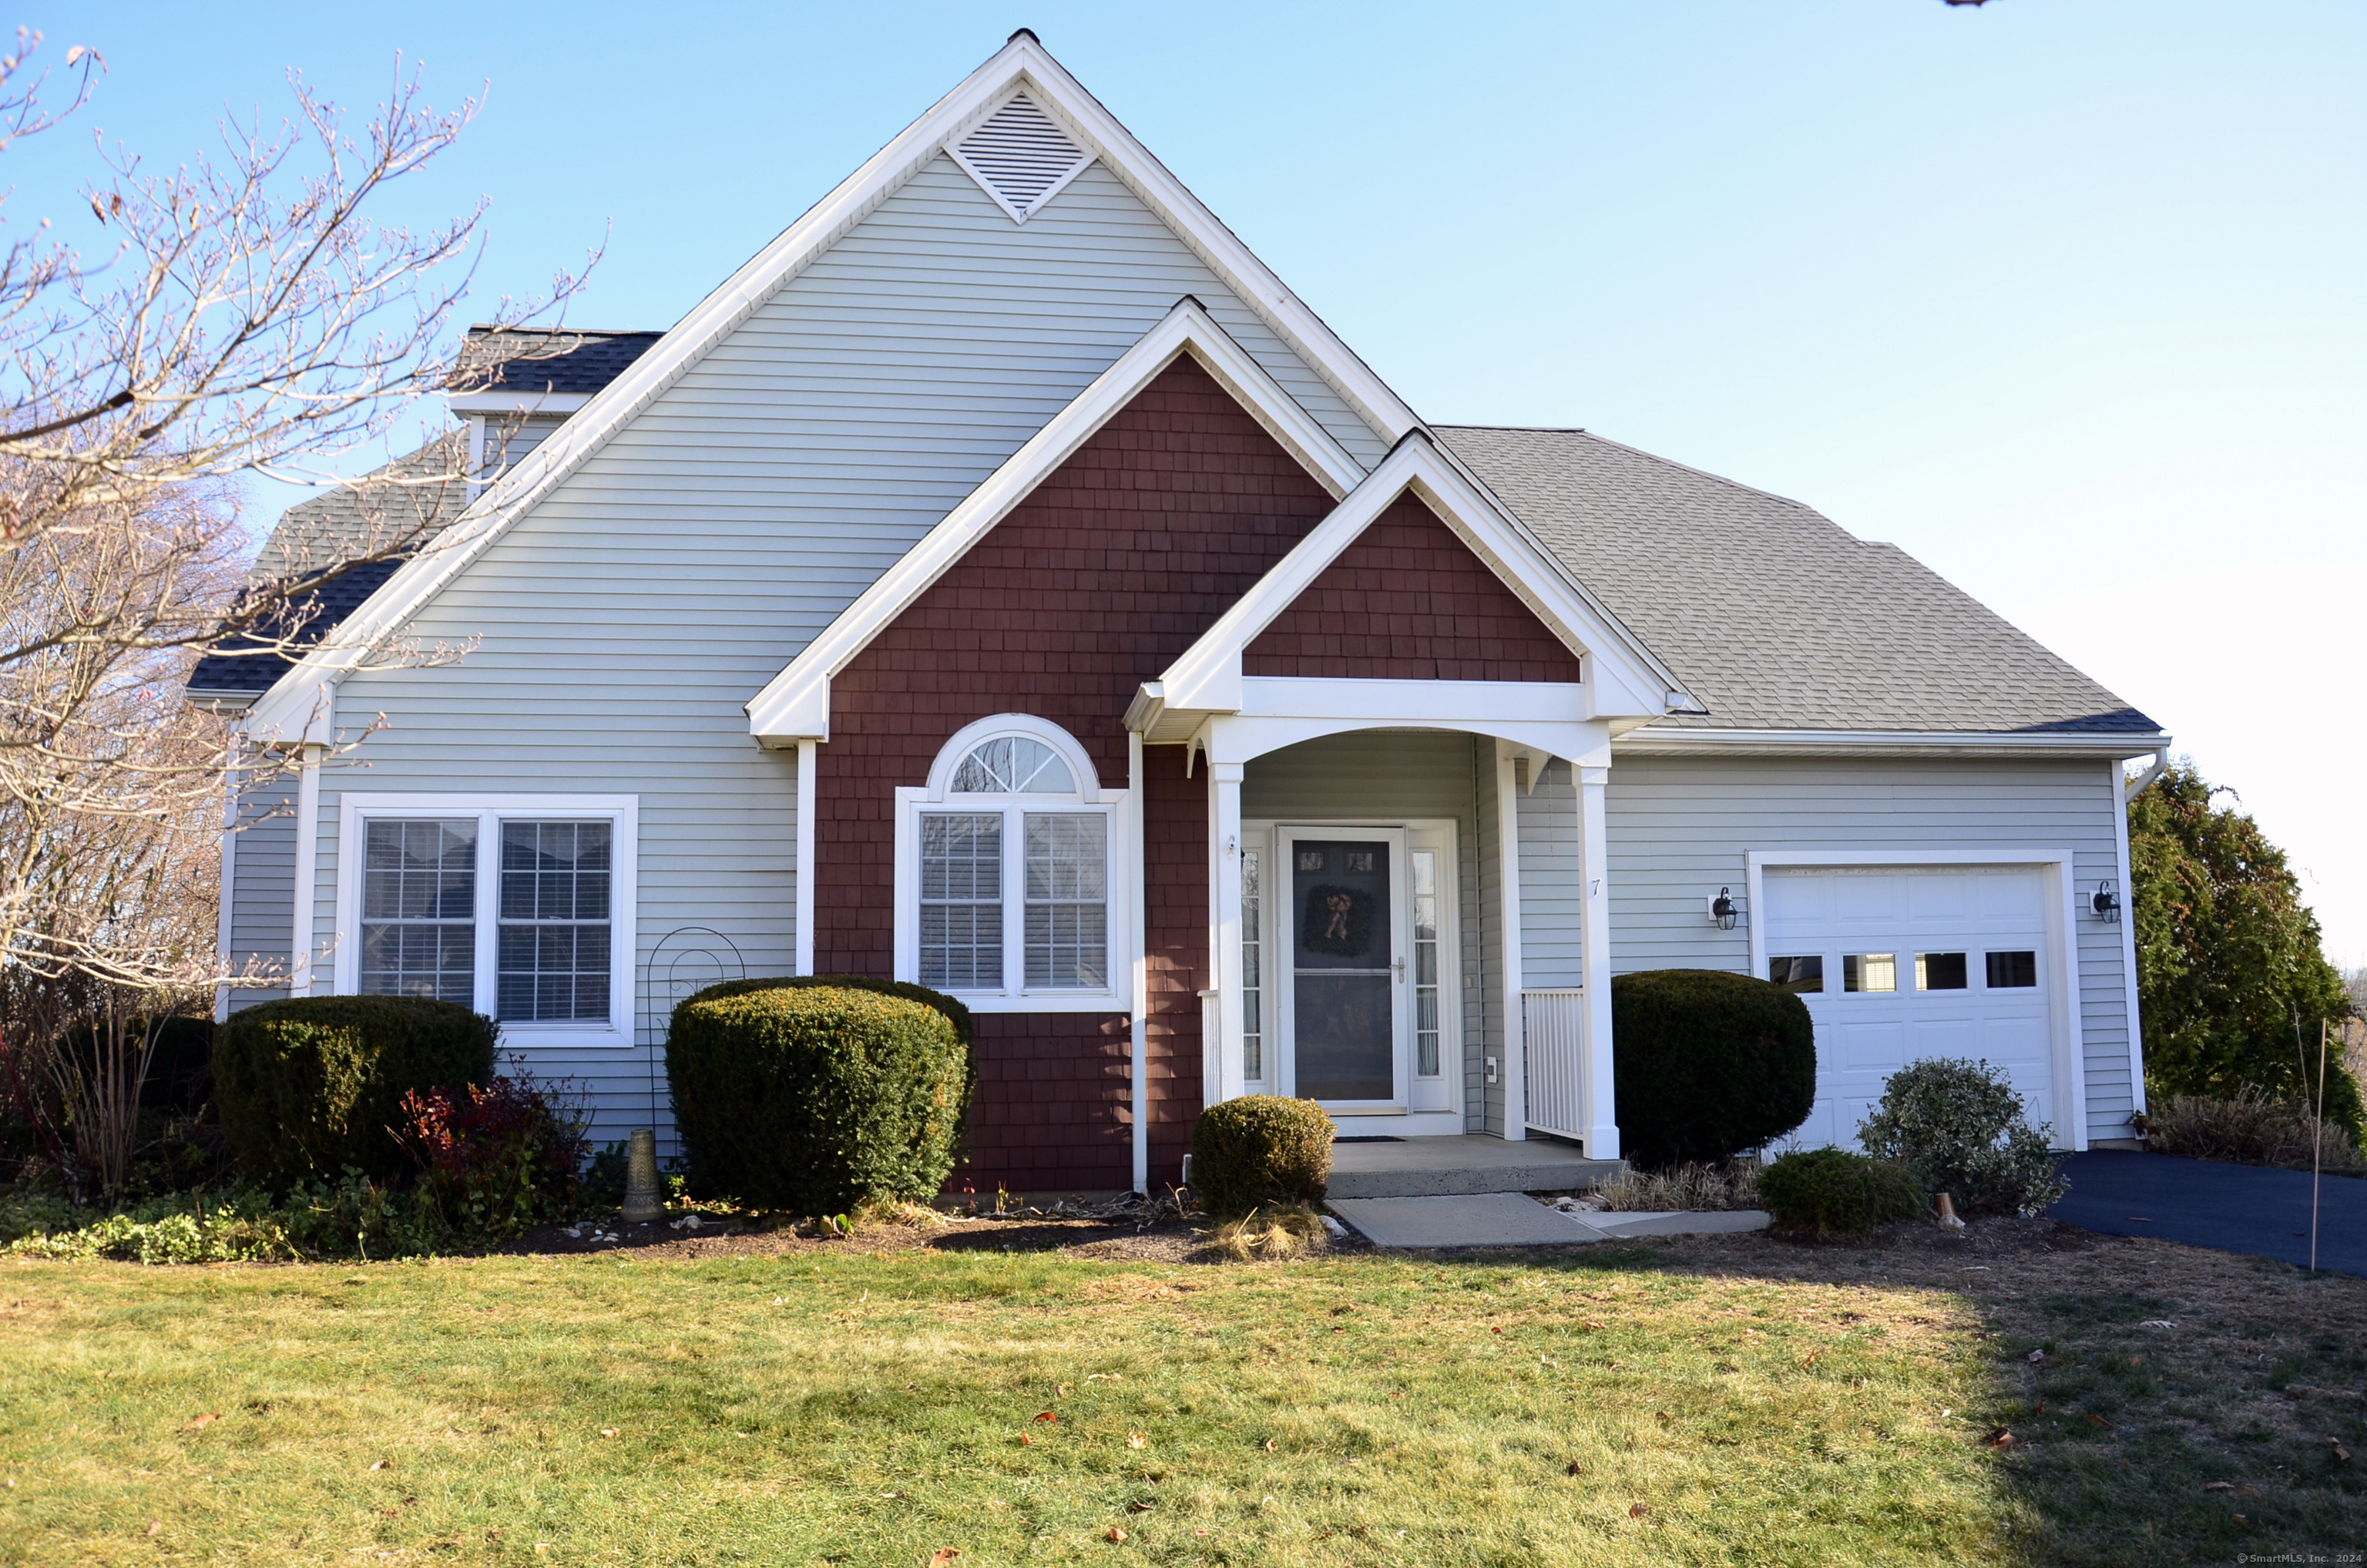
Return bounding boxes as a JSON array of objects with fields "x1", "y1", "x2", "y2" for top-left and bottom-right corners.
[{"x1": 1439, "y1": 423, "x2": 1833, "y2": 524}]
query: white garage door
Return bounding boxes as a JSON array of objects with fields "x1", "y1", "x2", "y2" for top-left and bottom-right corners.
[{"x1": 1761, "y1": 865, "x2": 2058, "y2": 1153}]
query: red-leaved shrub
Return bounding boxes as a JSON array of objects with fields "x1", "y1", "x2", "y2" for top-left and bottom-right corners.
[{"x1": 396, "y1": 1075, "x2": 587, "y2": 1239}]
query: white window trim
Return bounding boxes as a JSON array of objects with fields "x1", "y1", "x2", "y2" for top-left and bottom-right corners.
[
  {"x1": 895, "y1": 717, "x2": 1130, "y2": 1013},
  {"x1": 331, "y1": 793, "x2": 639, "y2": 1049}
]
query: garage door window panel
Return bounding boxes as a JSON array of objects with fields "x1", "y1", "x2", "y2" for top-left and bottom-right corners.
[
  {"x1": 1768, "y1": 955, "x2": 1825, "y2": 994},
  {"x1": 1843, "y1": 953, "x2": 1897, "y2": 993},
  {"x1": 1915, "y1": 952, "x2": 1969, "y2": 992},
  {"x1": 1986, "y1": 950, "x2": 2038, "y2": 989}
]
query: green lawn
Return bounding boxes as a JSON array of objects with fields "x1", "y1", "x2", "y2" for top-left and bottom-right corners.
[{"x1": 0, "y1": 1229, "x2": 2358, "y2": 1565}]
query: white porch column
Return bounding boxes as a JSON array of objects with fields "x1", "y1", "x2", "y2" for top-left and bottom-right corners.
[
  {"x1": 1494, "y1": 742, "x2": 1527, "y2": 1141},
  {"x1": 1208, "y1": 760, "x2": 1247, "y2": 1103},
  {"x1": 1573, "y1": 763, "x2": 1620, "y2": 1159}
]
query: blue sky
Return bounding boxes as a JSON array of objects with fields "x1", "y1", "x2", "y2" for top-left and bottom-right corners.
[{"x1": 30, "y1": 2, "x2": 2367, "y2": 962}]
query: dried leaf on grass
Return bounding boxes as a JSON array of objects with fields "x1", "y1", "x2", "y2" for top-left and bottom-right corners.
[
  {"x1": 180, "y1": 1412, "x2": 218, "y2": 1432},
  {"x1": 928, "y1": 1551, "x2": 960, "y2": 1567}
]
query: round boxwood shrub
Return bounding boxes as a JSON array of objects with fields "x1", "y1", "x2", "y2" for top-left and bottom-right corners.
[
  {"x1": 1611, "y1": 969, "x2": 1815, "y2": 1167},
  {"x1": 1189, "y1": 1096, "x2": 1334, "y2": 1217},
  {"x1": 1859, "y1": 1057, "x2": 2068, "y2": 1217},
  {"x1": 666, "y1": 982, "x2": 971, "y2": 1214},
  {"x1": 1758, "y1": 1147, "x2": 1925, "y2": 1235},
  {"x1": 213, "y1": 996, "x2": 499, "y2": 1184}
]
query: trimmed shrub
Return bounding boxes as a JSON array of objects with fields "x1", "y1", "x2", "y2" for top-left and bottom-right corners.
[
  {"x1": 1858, "y1": 1057, "x2": 2067, "y2": 1217},
  {"x1": 1189, "y1": 1096, "x2": 1334, "y2": 1217},
  {"x1": 666, "y1": 983, "x2": 971, "y2": 1214},
  {"x1": 397, "y1": 1075, "x2": 589, "y2": 1240},
  {"x1": 680, "y1": 975, "x2": 973, "y2": 1046},
  {"x1": 212, "y1": 996, "x2": 498, "y2": 1184},
  {"x1": 1758, "y1": 1148, "x2": 1925, "y2": 1235},
  {"x1": 1610, "y1": 969, "x2": 1816, "y2": 1167}
]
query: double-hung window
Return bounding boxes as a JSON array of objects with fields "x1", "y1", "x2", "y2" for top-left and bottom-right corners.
[
  {"x1": 337, "y1": 795, "x2": 637, "y2": 1043},
  {"x1": 900, "y1": 722, "x2": 1126, "y2": 1011}
]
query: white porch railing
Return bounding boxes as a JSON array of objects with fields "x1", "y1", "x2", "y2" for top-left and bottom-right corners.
[{"x1": 1523, "y1": 988, "x2": 1586, "y2": 1140}]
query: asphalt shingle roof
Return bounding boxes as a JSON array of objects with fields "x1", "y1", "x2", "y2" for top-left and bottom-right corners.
[
  {"x1": 448, "y1": 327, "x2": 665, "y2": 396},
  {"x1": 1433, "y1": 425, "x2": 2158, "y2": 735}
]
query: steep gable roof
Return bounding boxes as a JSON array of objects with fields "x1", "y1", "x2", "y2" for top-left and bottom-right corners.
[
  {"x1": 244, "y1": 33, "x2": 1413, "y2": 742},
  {"x1": 1435, "y1": 425, "x2": 2162, "y2": 738},
  {"x1": 746, "y1": 297, "x2": 1367, "y2": 743}
]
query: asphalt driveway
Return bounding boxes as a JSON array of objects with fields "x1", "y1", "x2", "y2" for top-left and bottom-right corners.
[{"x1": 2048, "y1": 1150, "x2": 2367, "y2": 1277}]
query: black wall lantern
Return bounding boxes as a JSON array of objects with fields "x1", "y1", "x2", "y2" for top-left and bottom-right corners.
[
  {"x1": 1708, "y1": 886, "x2": 1739, "y2": 931},
  {"x1": 2090, "y1": 880, "x2": 2121, "y2": 922}
]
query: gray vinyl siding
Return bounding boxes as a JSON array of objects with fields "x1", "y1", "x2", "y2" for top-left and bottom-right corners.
[
  {"x1": 479, "y1": 414, "x2": 569, "y2": 477},
  {"x1": 1516, "y1": 764, "x2": 1587, "y2": 989},
  {"x1": 1515, "y1": 753, "x2": 2137, "y2": 1143},
  {"x1": 1242, "y1": 731, "x2": 1493, "y2": 1134},
  {"x1": 300, "y1": 155, "x2": 1384, "y2": 1149},
  {"x1": 225, "y1": 780, "x2": 297, "y2": 1010}
]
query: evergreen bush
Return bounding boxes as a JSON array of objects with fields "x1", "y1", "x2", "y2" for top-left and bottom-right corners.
[
  {"x1": 666, "y1": 982, "x2": 971, "y2": 1214},
  {"x1": 1189, "y1": 1096, "x2": 1334, "y2": 1217},
  {"x1": 212, "y1": 996, "x2": 498, "y2": 1184},
  {"x1": 1858, "y1": 1057, "x2": 2067, "y2": 1217},
  {"x1": 1758, "y1": 1147, "x2": 1925, "y2": 1235},
  {"x1": 1610, "y1": 969, "x2": 1816, "y2": 1167}
]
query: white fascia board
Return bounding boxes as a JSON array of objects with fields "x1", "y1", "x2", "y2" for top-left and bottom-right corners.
[
  {"x1": 1009, "y1": 45, "x2": 1419, "y2": 445},
  {"x1": 1154, "y1": 435, "x2": 1680, "y2": 720},
  {"x1": 247, "y1": 36, "x2": 1412, "y2": 737},
  {"x1": 445, "y1": 391, "x2": 594, "y2": 416},
  {"x1": 744, "y1": 299, "x2": 1363, "y2": 744},
  {"x1": 1615, "y1": 725, "x2": 2177, "y2": 758}
]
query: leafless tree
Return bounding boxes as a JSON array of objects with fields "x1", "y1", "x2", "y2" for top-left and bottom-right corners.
[{"x1": 0, "y1": 28, "x2": 593, "y2": 1188}]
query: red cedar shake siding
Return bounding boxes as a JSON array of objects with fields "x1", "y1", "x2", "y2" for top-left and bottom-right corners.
[
  {"x1": 1243, "y1": 493, "x2": 1584, "y2": 682},
  {"x1": 814, "y1": 356, "x2": 1334, "y2": 1192},
  {"x1": 1143, "y1": 744, "x2": 1207, "y2": 1185}
]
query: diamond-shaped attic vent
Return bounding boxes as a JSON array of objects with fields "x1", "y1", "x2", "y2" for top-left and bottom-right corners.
[{"x1": 951, "y1": 92, "x2": 1092, "y2": 223}]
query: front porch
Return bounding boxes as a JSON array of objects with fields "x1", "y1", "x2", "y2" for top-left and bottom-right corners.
[{"x1": 1327, "y1": 1133, "x2": 1621, "y2": 1198}]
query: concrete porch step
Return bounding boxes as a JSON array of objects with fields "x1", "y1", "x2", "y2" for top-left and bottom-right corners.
[{"x1": 1325, "y1": 1133, "x2": 1621, "y2": 1198}]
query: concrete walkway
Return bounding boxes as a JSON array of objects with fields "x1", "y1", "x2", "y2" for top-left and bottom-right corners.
[
  {"x1": 2048, "y1": 1150, "x2": 2367, "y2": 1278},
  {"x1": 1327, "y1": 1192, "x2": 1769, "y2": 1249}
]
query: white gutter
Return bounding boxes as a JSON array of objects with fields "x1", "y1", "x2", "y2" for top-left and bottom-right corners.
[{"x1": 1615, "y1": 725, "x2": 2176, "y2": 760}]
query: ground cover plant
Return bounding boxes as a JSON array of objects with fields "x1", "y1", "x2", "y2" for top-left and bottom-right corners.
[{"x1": 2, "y1": 1222, "x2": 2361, "y2": 1565}]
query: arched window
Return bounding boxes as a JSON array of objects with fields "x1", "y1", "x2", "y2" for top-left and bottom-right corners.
[{"x1": 898, "y1": 716, "x2": 1126, "y2": 1010}]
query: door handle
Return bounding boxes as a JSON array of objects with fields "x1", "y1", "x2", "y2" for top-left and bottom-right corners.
[{"x1": 1392, "y1": 957, "x2": 1405, "y2": 982}]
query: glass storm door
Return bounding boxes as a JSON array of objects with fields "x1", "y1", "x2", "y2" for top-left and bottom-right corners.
[{"x1": 1280, "y1": 830, "x2": 1408, "y2": 1108}]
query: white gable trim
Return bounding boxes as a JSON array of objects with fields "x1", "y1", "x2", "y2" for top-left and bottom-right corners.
[
  {"x1": 744, "y1": 297, "x2": 1365, "y2": 744},
  {"x1": 246, "y1": 32, "x2": 1416, "y2": 743},
  {"x1": 1145, "y1": 435, "x2": 1685, "y2": 728}
]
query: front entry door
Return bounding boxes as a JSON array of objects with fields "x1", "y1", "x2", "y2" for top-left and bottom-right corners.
[{"x1": 1278, "y1": 828, "x2": 1408, "y2": 1110}]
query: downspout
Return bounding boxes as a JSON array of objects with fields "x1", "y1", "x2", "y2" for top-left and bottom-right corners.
[
  {"x1": 213, "y1": 732, "x2": 240, "y2": 1023},
  {"x1": 2123, "y1": 743, "x2": 2172, "y2": 804},
  {"x1": 287, "y1": 743, "x2": 324, "y2": 996},
  {"x1": 1130, "y1": 731, "x2": 1148, "y2": 1194},
  {"x1": 795, "y1": 740, "x2": 818, "y2": 975},
  {"x1": 2114, "y1": 740, "x2": 2169, "y2": 1129}
]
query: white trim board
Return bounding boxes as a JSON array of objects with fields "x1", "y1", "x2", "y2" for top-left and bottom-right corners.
[
  {"x1": 243, "y1": 33, "x2": 1415, "y2": 744},
  {"x1": 1616, "y1": 726, "x2": 2175, "y2": 760},
  {"x1": 1743, "y1": 848, "x2": 2090, "y2": 1153},
  {"x1": 1147, "y1": 435, "x2": 1683, "y2": 730},
  {"x1": 744, "y1": 298, "x2": 1365, "y2": 744},
  {"x1": 330, "y1": 793, "x2": 640, "y2": 1052}
]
